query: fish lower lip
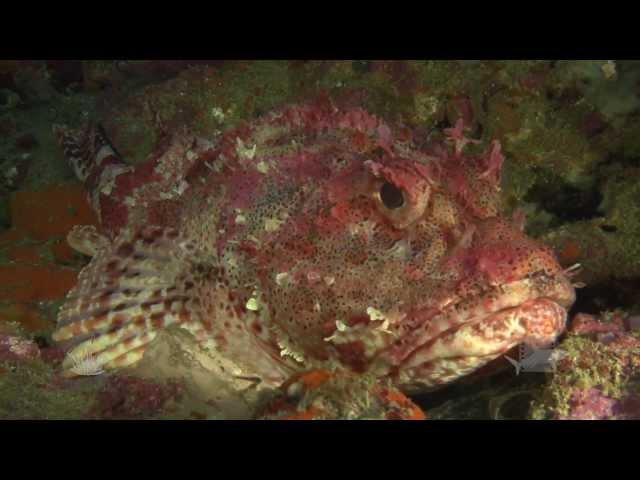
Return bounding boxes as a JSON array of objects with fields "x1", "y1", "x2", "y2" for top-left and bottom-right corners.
[
  {"x1": 393, "y1": 273, "x2": 576, "y2": 370},
  {"x1": 394, "y1": 296, "x2": 570, "y2": 390}
]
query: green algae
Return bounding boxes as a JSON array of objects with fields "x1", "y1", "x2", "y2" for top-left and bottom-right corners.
[
  {"x1": 0, "y1": 359, "x2": 96, "y2": 419},
  {"x1": 529, "y1": 332, "x2": 640, "y2": 419},
  {"x1": 541, "y1": 165, "x2": 640, "y2": 284},
  {"x1": 416, "y1": 61, "x2": 483, "y2": 97},
  {"x1": 96, "y1": 61, "x2": 301, "y2": 165},
  {"x1": 549, "y1": 61, "x2": 640, "y2": 122},
  {"x1": 486, "y1": 91, "x2": 603, "y2": 188}
]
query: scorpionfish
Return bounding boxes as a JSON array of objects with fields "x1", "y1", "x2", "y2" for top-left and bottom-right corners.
[{"x1": 51, "y1": 99, "x2": 576, "y2": 401}]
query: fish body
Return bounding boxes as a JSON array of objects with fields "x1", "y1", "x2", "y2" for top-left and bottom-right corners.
[{"x1": 52, "y1": 99, "x2": 575, "y2": 397}]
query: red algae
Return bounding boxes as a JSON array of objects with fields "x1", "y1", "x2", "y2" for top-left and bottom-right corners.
[
  {"x1": 0, "y1": 183, "x2": 97, "y2": 306},
  {"x1": 88, "y1": 375, "x2": 184, "y2": 419},
  {"x1": 0, "y1": 303, "x2": 52, "y2": 333},
  {"x1": 10, "y1": 183, "x2": 98, "y2": 241},
  {"x1": 6, "y1": 244, "x2": 42, "y2": 264},
  {"x1": 0, "y1": 264, "x2": 78, "y2": 302}
]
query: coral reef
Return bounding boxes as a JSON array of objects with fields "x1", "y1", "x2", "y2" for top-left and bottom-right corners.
[{"x1": 530, "y1": 312, "x2": 640, "y2": 419}]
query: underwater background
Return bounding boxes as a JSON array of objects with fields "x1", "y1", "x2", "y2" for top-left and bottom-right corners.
[{"x1": 0, "y1": 60, "x2": 639, "y2": 419}]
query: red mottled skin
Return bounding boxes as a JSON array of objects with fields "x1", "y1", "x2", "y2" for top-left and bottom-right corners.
[{"x1": 50, "y1": 98, "x2": 575, "y2": 401}]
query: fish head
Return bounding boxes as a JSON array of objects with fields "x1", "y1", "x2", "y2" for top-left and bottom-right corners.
[{"x1": 216, "y1": 102, "x2": 576, "y2": 392}]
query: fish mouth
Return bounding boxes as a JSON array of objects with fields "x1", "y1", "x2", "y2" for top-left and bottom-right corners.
[{"x1": 386, "y1": 269, "x2": 576, "y2": 392}]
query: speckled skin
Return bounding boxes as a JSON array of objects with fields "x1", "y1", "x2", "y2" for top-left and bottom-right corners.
[{"x1": 51, "y1": 98, "x2": 576, "y2": 396}]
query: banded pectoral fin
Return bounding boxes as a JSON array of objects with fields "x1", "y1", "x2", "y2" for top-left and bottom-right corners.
[{"x1": 53, "y1": 225, "x2": 218, "y2": 377}]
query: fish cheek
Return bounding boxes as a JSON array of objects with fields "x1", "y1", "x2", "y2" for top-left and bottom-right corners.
[{"x1": 409, "y1": 223, "x2": 448, "y2": 273}]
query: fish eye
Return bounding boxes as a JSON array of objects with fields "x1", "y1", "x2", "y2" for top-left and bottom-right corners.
[{"x1": 380, "y1": 182, "x2": 405, "y2": 210}]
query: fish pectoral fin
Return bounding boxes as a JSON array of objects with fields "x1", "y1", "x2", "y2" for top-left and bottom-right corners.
[
  {"x1": 53, "y1": 225, "x2": 218, "y2": 377},
  {"x1": 67, "y1": 225, "x2": 111, "y2": 257}
]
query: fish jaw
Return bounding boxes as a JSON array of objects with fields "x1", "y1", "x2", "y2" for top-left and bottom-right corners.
[{"x1": 383, "y1": 272, "x2": 575, "y2": 392}]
